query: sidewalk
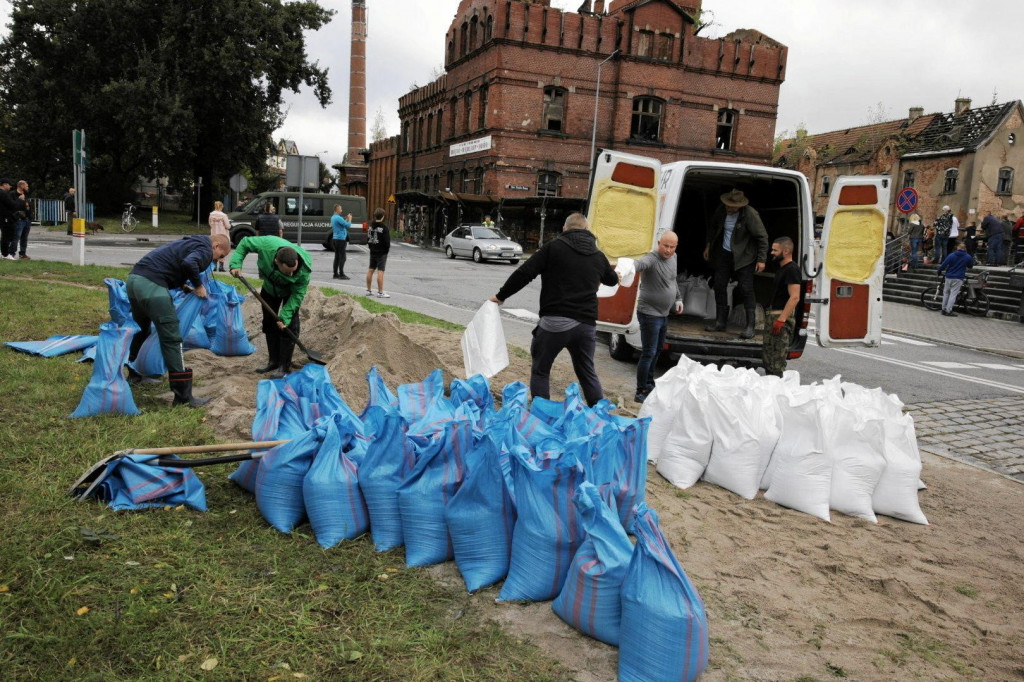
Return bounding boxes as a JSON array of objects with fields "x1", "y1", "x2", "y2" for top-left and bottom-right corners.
[
  {"x1": 30, "y1": 226, "x2": 180, "y2": 247},
  {"x1": 882, "y1": 300, "x2": 1024, "y2": 359}
]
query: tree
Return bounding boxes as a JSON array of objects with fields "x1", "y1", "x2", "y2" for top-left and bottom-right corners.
[
  {"x1": 371, "y1": 107, "x2": 388, "y2": 142},
  {"x1": 865, "y1": 101, "x2": 890, "y2": 125},
  {"x1": 0, "y1": 0, "x2": 334, "y2": 218}
]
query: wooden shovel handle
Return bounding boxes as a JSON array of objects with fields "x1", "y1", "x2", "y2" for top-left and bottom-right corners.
[{"x1": 127, "y1": 440, "x2": 288, "y2": 456}]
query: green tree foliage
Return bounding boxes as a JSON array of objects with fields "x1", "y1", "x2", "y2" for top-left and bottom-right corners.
[{"x1": 0, "y1": 0, "x2": 334, "y2": 216}]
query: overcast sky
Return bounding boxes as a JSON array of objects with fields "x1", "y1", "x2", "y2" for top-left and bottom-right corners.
[{"x1": 2, "y1": 0, "x2": 1022, "y2": 169}]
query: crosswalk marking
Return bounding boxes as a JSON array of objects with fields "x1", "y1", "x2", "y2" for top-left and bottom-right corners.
[
  {"x1": 972, "y1": 363, "x2": 1024, "y2": 371},
  {"x1": 921, "y1": 361, "x2": 977, "y2": 369},
  {"x1": 503, "y1": 308, "x2": 539, "y2": 322},
  {"x1": 880, "y1": 333, "x2": 934, "y2": 346}
]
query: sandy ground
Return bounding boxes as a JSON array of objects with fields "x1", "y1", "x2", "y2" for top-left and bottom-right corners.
[{"x1": 189, "y1": 290, "x2": 1024, "y2": 681}]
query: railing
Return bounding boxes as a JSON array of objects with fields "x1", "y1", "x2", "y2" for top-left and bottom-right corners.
[
  {"x1": 884, "y1": 233, "x2": 909, "y2": 274},
  {"x1": 29, "y1": 199, "x2": 95, "y2": 224}
]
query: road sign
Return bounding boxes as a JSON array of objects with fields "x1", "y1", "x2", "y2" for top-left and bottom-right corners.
[
  {"x1": 229, "y1": 173, "x2": 248, "y2": 193},
  {"x1": 896, "y1": 187, "x2": 918, "y2": 214}
]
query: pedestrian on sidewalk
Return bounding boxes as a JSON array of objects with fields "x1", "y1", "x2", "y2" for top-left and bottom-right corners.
[
  {"x1": 330, "y1": 204, "x2": 352, "y2": 280},
  {"x1": 933, "y1": 206, "x2": 956, "y2": 264},
  {"x1": 981, "y1": 211, "x2": 1005, "y2": 266},
  {"x1": 908, "y1": 215, "x2": 925, "y2": 267},
  {"x1": 0, "y1": 178, "x2": 18, "y2": 259},
  {"x1": 489, "y1": 212, "x2": 618, "y2": 407},
  {"x1": 365, "y1": 207, "x2": 391, "y2": 297},
  {"x1": 937, "y1": 242, "x2": 974, "y2": 317},
  {"x1": 11, "y1": 180, "x2": 32, "y2": 259},
  {"x1": 207, "y1": 201, "x2": 231, "y2": 272},
  {"x1": 763, "y1": 237, "x2": 802, "y2": 376},
  {"x1": 632, "y1": 231, "x2": 684, "y2": 403},
  {"x1": 254, "y1": 202, "x2": 282, "y2": 237},
  {"x1": 63, "y1": 187, "x2": 76, "y2": 235}
]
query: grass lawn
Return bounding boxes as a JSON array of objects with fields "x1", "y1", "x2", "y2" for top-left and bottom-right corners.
[
  {"x1": 0, "y1": 261, "x2": 565, "y2": 681},
  {"x1": 41, "y1": 211, "x2": 209, "y2": 237}
]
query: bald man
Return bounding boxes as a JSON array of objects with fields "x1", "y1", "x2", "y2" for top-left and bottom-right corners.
[{"x1": 632, "y1": 231, "x2": 684, "y2": 403}]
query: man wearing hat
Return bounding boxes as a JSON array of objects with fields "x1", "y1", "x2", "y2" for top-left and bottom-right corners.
[
  {"x1": 703, "y1": 189, "x2": 769, "y2": 339},
  {"x1": 907, "y1": 214, "x2": 925, "y2": 267}
]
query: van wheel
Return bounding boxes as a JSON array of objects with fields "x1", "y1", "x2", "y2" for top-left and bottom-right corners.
[
  {"x1": 445, "y1": 245, "x2": 456, "y2": 259},
  {"x1": 230, "y1": 228, "x2": 255, "y2": 248},
  {"x1": 472, "y1": 248, "x2": 483, "y2": 263},
  {"x1": 508, "y1": 258, "x2": 519, "y2": 265},
  {"x1": 608, "y1": 333, "x2": 634, "y2": 361}
]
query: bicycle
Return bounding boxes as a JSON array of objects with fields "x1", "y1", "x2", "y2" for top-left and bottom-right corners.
[
  {"x1": 920, "y1": 271, "x2": 990, "y2": 316},
  {"x1": 120, "y1": 203, "x2": 139, "y2": 233}
]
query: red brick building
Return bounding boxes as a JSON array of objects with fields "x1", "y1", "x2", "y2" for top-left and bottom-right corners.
[{"x1": 380, "y1": 0, "x2": 787, "y2": 247}]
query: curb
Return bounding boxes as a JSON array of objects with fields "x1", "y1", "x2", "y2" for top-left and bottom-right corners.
[
  {"x1": 917, "y1": 444, "x2": 1024, "y2": 485},
  {"x1": 881, "y1": 326, "x2": 1024, "y2": 360}
]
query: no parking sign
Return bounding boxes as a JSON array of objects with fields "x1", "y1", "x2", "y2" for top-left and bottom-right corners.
[{"x1": 896, "y1": 187, "x2": 918, "y2": 214}]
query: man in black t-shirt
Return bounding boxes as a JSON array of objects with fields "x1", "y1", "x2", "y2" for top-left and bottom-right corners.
[{"x1": 762, "y1": 236, "x2": 802, "y2": 377}]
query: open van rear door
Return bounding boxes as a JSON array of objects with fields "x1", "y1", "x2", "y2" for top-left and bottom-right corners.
[
  {"x1": 815, "y1": 176, "x2": 890, "y2": 347},
  {"x1": 586, "y1": 150, "x2": 661, "y2": 331}
]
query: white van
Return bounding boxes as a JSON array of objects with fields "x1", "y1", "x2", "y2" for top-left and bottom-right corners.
[{"x1": 587, "y1": 149, "x2": 891, "y2": 366}]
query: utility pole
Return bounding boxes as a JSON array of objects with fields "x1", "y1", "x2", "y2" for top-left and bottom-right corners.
[{"x1": 589, "y1": 49, "x2": 620, "y2": 191}]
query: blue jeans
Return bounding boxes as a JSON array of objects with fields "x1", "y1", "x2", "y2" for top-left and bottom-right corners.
[
  {"x1": 934, "y1": 236, "x2": 949, "y2": 264},
  {"x1": 909, "y1": 237, "x2": 923, "y2": 266},
  {"x1": 636, "y1": 312, "x2": 668, "y2": 393},
  {"x1": 987, "y1": 238, "x2": 1004, "y2": 266},
  {"x1": 529, "y1": 323, "x2": 603, "y2": 406}
]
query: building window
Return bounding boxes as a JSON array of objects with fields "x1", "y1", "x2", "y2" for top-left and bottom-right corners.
[
  {"x1": 474, "y1": 168, "x2": 484, "y2": 195},
  {"x1": 716, "y1": 109, "x2": 737, "y2": 151},
  {"x1": 636, "y1": 30, "x2": 653, "y2": 58},
  {"x1": 426, "y1": 113, "x2": 433, "y2": 148},
  {"x1": 460, "y1": 22, "x2": 468, "y2": 56},
  {"x1": 461, "y1": 168, "x2": 470, "y2": 193},
  {"x1": 446, "y1": 171, "x2": 454, "y2": 191},
  {"x1": 1009, "y1": 133, "x2": 1016, "y2": 145},
  {"x1": 654, "y1": 33, "x2": 673, "y2": 61},
  {"x1": 400, "y1": 176, "x2": 408, "y2": 191},
  {"x1": 902, "y1": 169, "x2": 916, "y2": 188},
  {"x1": 402, "y1": 121, "x2": 411, "y2": 153},
  {"x1": 631, "y1": 97, "x2": 663, "y2": 143},
  {"x1": 485, "y1": 15, "x2": 493, "y2": 42},
  {"x1": 436, "y1": 108, "x2": 445, "y2": 144},
  {"x1": 449, "y1": 97, "x2": 458, "y2": 138},
  {"x1": 417, "y1": 117, "x2": 425, "y2": 151},
  {"x1": 537, "y1": 171, "x2": 560, "y2": 197},
  {"x1": 463, "y1": 91, "x2": 473, "y2": 135},
  {"x1": 469, "y1": 16, "x2": 478, "y2": 51},
  {"x1": 821, "y1": 176, "x2": 831, "y2": 196},
  {"x1": 478, "y1": 85, "x2": 488, "y2": 130},
  {"x1": 997, "y1": 167, "x2": 1014, "y2": 194},
  {"x1": 943, "y1": 168, "x2": 958, "y2": 194},
  {"x1": 543, "y1": 86, "x2": 565, "y2": 132}
]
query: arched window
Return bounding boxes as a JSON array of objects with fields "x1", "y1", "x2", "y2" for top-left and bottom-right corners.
[
  {"x1": 446, "y1": 171, "x2": 454, "y2": 191},
  {"x1": 460, "y1": 22, "x2": 468, "y2": 56},
  {"x1": 417, "y1": 117, "x2": 425, "y2": 151},
  {"x1": 474, "y1": 167, "x2": 484, "y2": 195},
  {"x1": 426, "y1": 113, "x2": 434, "y2": 148},
  {"x1": 485, "y1": 15, "x2": 494, "y2": 42},
  {"x1": 447, "y1": 39, "x2": 454, "y2": 63},
  {"x1": 478, "y1": 85, "x2": 488, "y2": 130},
  {"x1": 543, "y1": 87, "x2": 566, "y2": 132},
  {"x1": 436, "y1": 108, "x2": 445, "y2": 144},
  {"x1": 469, "y1": 16, "x2": 478, "y2": 51},
  {"x1": 630, "y1": 97, "x2": 663, "y2": 142},
  {"x1": 997, "y1": 167, "x2": 1014, "y2": 194},
  {"x1": 716, "y1": 109, "x2": 737, "y2": 151},
  {"x1": 449, "y1": 97, "x2": 458, "y2": 138},
  {"x1": 821, "y1": 176, "x2": 831, "y2": 196},
  {"x1": 461, "y1": 168, "x2": 470, "y2": 193},
  {"x1": 902, "y1": 169, "x2": 916, "y2": 188},
  {"x1": 463, "y1": 91, "x2": 473, "y2": 135},
  {"x1": 537, "y1": 171, "x2": 560, "y2": 197},
  {"x1": 943, "y1": 168, "x2": 958, "y2": 194},
  {"x1": 402, "y1": 121, "x2": 411, "y2": 153}
]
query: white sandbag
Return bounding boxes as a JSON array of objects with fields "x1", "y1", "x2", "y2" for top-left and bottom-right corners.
[
  {"x1": 703, "y1": 281, "x2": 737, "y2": 319},
  {"x1": 764, "y1": 392, "x2": 831, "y2": 521},
  {"x1": 825, "y1": 403, "x2": 886, "y2": 523},
  {"x1": 751, "y1": 382, "x2": 783, "y2": 490},
  {"x1": 615, "y1": 257, "x2": 637, "y2": 287},
  {"x1": 874, "y1": 414, "x2": 929, "y2": 525},
  {"x1": 639, "y1": 375, "x2": 687, "y2": 466},
  {"x1": 461, "y1": 301, "x2": 509, "y2": 378},
  {"x1": 656, "y1": 378, "x2": 713, "y2": 488},
  {"x1": 683, "y1": 277, "x2": 710, "y2": 318},
  {"x1": 701, "y1": 385, "x2": 761, "y2": 499}
]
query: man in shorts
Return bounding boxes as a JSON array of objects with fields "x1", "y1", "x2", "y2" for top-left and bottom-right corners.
[{"x1": 365, "y1": 207, "x2": 391, "y2": 298}]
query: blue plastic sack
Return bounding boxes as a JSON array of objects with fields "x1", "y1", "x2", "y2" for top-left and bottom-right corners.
[
  {"x1": 578, "y1": 417, "x2": 651, "y2": 531},
  {"x1": 397, "y1": 417, "x2": 471, "y2": 567},
  {"x1": 98, "y1": 454, "x2": 207, "y2": 511},
  {"x1": 552, "y1": 483, "x2": 632, "y2": 645},
  {"x1": 181, "y1": 299, "x2": 212, "y2": 350},
  {"x1": 131, "y1": 292, "x2": 206, "y2": 377},
  {"x1": 498, "y1": 445, "x2": 585, "y2": 602},
  {"x1": 104, "y1": 278, "x2": 134, "y2": 326},
  {"x1": 78, "y1": 345, "x2": 97, "y2": 363},
  {"x1": 358, "y1": 407, "x2": 416, "y2": 551},
  {"x1": 255, "y1": 424, "x2": 323, "y2": 533},
  {"x1": 446, "y1": 433, "x2": 515, "y2": 592},
  {"x1": 70, "y1": 323, "x2": 141, "y2": 418},
  {"x1": 6, "y1": 334, "x2": 99, "y2": 357},
  {"x1": 619, "y1": 505, "x2": 709, "y2": 682},
  {"x1": 449, "y1": 374, "x2": 494, "y2": 413},
  {"x1": 303, "y1": 415, "x2": 370, "y2": 548},
  {"x1": 206, "y1": 288, "x2": 256, "y2": 356},
  {"x1": 364, "y1": 366, "x2": 400, "y2": 416},
  {"x1": 397, "y1": 369, "x2": 444, "y2": 422}
]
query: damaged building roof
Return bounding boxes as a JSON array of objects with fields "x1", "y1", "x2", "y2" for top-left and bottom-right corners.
[
  {"x1": 775, "y1": 115, "x2": 936, "y2": 168},
  {"x1": 902, "y1": 101, "x2": 1017, "y2": 158}
]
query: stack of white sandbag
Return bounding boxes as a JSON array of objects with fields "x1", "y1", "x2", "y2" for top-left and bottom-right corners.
[{"x1": 640, "y1": 358, "x2": 928, "y2": 525}]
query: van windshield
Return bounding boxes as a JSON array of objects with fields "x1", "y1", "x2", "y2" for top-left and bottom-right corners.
[{"x1": 240, "y1": 197, "x2": 264, "y2": 213}]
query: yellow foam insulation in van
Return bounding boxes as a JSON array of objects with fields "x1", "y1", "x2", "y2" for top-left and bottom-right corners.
[
  {"x1": 589, "y1": 180, "x2": 656, "y2": 260},
  {"x1": 824, "y1": 209, "x2": 885, "y2": 284}
]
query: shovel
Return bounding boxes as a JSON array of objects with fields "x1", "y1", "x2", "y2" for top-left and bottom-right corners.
[
  {"x1": 234, "y1": 272, "x2": 326, "y2": 366},
  {"x1": 69, "y1": 440, "x2": 288, "y2": 501}
]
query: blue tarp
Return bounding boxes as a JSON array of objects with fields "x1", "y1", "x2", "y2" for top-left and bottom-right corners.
[{"x1": 6, "y1": 335, "x2": 98, "y2": 357}]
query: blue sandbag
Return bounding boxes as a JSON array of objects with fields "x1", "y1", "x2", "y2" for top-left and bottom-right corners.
[
  {"x1": 131, "y1": 293, "x2": 206, "y2": 377},
  {"x1": 449, "y1": 374, "x2": 493, "y2": 413},
  {"x1": 206, "y1": 287, "x2": 256, "y2": 356},
  {"x1": 619, "y1": 505, "x2": 709, "y2": 682},
  {"x1": 255, "y1": 424, "x2": 323, "y2": 533},
  {"x1": 6, "y1": 334, "x2": 99, "y2": 357},
  {"x1": 498, "y1": 445, "x2": 585, "y2": 602},
  {"x1": 446, "y1": 433, "x2": 515, "y2": 592},
  {"x1": 552, "y1": 483, "x2": 632, "y2": 645},
  {"x1": 397, "y1": 369, "x2": 444, "y2": 422},
  {"x1": 70, "y1": 323, "x2": 140, "y2": 418},
  {"x1": 98, "y1": 454, "x2": 207, "y2": 511},
  {"x1": 78, "y1": 345, "x2": 97, "y2": 363},
  {"x1": 303, "y1": 415, "x2": 370, "y2": 548},
  {"x1": 576, "y1": 416, "x2": 651, "y2": 532},
  {"x1": 104, "y1": 278, "x2": 134, "y2": 326},
  {"x1": 363, "y1": 365, "x2": 399, "y2": 416},
  {"x1": 397, "y1": 417, "x2": 471, "y2": 567},
  {"x1": 358, "y1": 407, "x2": 416, "y2": 551}
]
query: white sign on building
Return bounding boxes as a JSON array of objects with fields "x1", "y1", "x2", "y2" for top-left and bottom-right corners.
[{"x1": 450, "y1": 135, "x2": 492, "y2": 158}]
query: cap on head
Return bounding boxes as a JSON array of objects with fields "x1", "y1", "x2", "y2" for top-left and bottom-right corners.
[
  {"x1": 0, "y1": 178, "x2": 11, "y2": 187},
  {"x1": 942, "y1": 205, "x2": 951, "y2": 211},
  {"x1": 720, "y1": 189, "x2": 749, "y2": 209}
]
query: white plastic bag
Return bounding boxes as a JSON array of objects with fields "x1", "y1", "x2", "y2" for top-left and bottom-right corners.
[
  {"x1": 764, "y1": 392, "x2": 832, "y2": 521},
  {"x1": 615, "y1": 257, "x2": 637, "y2": 287},
  {"x1": 683, "y1": 277, "x2": 709, "y2": 318},
  {"x1": 461, "y1": 301, "x2": 509, "y2": 378}
]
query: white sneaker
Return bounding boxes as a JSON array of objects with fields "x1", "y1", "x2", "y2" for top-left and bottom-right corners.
[
  {"x1": 364, "y1": 290, "x2": 373, "y2": 297},
  {"x1": 4, "y1": 255, "x2": 14, "y2": 260},
  {"x1": 376, "y1": 291, "x2": 391, "y2": 298}
]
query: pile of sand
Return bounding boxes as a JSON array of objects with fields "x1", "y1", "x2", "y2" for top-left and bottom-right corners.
[{"x1": 185, "y1": 290, "x2": 1024, "y2": 680}]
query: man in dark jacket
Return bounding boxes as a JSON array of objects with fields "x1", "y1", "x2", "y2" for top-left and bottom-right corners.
[
  {"x1": 0, "y1": 178, "x2": 18, "y2": 259},
  {"x1": 64, "y1": 187, "x2": 77, "y2": 235},
  {"x1": 981, "y1": 211, "x2": 1005, "y2": 265},
  {"x1": 704, "y1": 189, "x2": 769, "y2": 339},
  {"x1": 254, "y1": 202, "x2": 282, "y2": 237},
  {"x1": 365, "y1": 207, "x2": 392, "y2": 297},
  {"x1": 489, "y1": 212, "x2": 618, "y2": 406},
  {"x1": 127, "y1": 234, "x2": 231, "y2": 407}
]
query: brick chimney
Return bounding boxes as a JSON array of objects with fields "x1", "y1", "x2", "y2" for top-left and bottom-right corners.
[
  {"x1": 347, "y1": 0, "x2": 367, "y2": 164},
  {"x1": 908, "y1": 106, "x2": 923, "y2": 122},
  {"x1": 954, "y1": 97, "x2": 971, "y2": 116},
  {"x1": 594, "y1": 0, "x2": 605, "y2": 13}
]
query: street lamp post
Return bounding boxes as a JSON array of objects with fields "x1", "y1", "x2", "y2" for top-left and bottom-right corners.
[{"x1": 588, "y1": 49, "x2": 620, "y2": 192}]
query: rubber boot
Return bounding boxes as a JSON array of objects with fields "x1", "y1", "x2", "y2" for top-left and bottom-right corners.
[
  {"x1": 169, "y1": 368, "x2": 210, "y2": 408},
  {"x1": 739, "y1": 309, "x2": 756, "y2": 340},
  {"x1": 269, "y1": 337, "x2": 296, "y2": 379},
  {"x1": 126, "y1": 365, "x2": 161, "y2": 386},
  {"x1": 704, "y1": 305, "x2": 728, "y2": 332},
  {"x1": 254, "y1": 335, "x2": 281, "y2": 374}
]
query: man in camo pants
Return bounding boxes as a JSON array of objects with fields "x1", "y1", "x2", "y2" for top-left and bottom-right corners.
[{"x1": 762, "y1": 237, "x2": 801, "y2": 377}]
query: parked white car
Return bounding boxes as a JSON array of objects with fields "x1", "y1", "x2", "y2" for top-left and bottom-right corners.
[{"x1": 442, "y1": 224, "x2": 523, "y2": 264}]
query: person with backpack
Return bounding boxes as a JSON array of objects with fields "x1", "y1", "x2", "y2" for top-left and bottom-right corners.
[
  {"x1": 365, "y1": 207, "x2": 392, "y2": 297},
  {"x1": 933, "y1": 205, "x2": 957, "y2": 264}
]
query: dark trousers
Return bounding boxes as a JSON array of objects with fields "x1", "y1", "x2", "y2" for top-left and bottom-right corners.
[
  {"x1": 126, "y1": 274, "x2": 185, "y2": 374},
  {"x1": 909, "y1": 237, "x2": 923, "y2": 266},
  {"x1": 712, "y1": 250, "x2": 756, "y2": 312},
  {"x1": 0, "y1": 219, "x2": 14, "y2": 257},
  {"x1": 14, "y1": 219, "x2": 30, "y2": 256},
  {"x1": 260, "y1": 288, "x2": 301, "y2": 368},
  {"x1": 636, "y1": 312, "x2": 668, "y2": 392},
  {"x1": 529, "y1": 323, "x2": 603, "y2": 406},
  {"x1": 987, "y1": 238, "x2": 1004, "y2": 266},
  {"x1": 333, "y1": 238, "x2": 348, "y2": 275}
]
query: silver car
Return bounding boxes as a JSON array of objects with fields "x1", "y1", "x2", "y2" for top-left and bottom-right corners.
[{"x1": 442, "y1": 224, "x2": 523, "y2": 264}]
